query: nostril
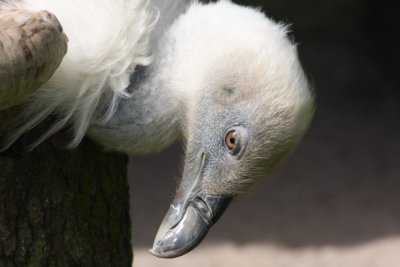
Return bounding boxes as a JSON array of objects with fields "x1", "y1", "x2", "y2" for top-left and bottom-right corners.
[{"x1": 192, "y1": 197, "x2": 212, "y2": 224}]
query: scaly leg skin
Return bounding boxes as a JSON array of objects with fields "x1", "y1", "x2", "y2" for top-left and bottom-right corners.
[{"x1": 0, "y1": 8, "x2": 68, "y2": 111}]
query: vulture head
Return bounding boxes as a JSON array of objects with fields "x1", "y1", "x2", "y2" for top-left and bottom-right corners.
[
  {"x1": 145, "y1": 1, "x2": 314, "y2": 258},
  {"x1": 0, "y1": 0, "x2": 314, "y2": 259}
]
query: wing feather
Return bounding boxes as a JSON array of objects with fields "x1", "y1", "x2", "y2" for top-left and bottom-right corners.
[{"x1": 1, "y1": 0, "x2": 158, "y2": 150}]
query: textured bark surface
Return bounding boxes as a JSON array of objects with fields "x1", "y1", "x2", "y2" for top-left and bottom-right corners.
[{"x1": 0, "y1": 114, "x2": 132, "y2": 267}]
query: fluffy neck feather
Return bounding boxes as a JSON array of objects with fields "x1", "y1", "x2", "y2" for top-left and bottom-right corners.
[{"x1": 88, "y1": 26, "x2": 184, "y2": 154}]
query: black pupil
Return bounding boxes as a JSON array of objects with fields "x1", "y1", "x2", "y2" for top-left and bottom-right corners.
[{"x1": 230, "y1": 137, "x2": 236, "y2": 144}]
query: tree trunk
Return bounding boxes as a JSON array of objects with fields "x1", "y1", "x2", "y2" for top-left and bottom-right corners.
[{"x1": 0, "y1": 112, "x2": 132, "y2": 267}]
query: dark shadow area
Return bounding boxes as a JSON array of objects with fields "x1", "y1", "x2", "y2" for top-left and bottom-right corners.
[{"x1": 129, "y1": 0, "x2": 400, "y2": 248}]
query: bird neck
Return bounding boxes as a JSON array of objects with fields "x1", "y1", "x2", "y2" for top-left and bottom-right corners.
[
  {"x1": 88, "y1": 9, "x2": 213, "y2": 154},
  {"x1": 88, "y1": 37, "x2": 185, "y2": 154}
]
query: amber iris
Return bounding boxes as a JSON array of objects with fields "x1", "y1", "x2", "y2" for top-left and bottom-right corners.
[{"x1": 225, "y1": 130, "x2": 237, "y2": 150}]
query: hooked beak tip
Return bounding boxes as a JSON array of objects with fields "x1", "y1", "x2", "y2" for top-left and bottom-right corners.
[
  {"x1": 150, "y1": 195, "x2": 232, "y2": 258},
  {"x1": 148, "y1": 247, "x2": 182, "y2": 259},
  {"x1": 148, "y1": 248, "x2": 163, "y2": 258}
]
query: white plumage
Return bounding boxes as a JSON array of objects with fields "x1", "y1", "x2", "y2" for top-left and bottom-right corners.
[
  {"x1": 2, "y1": 0, "x2": 158, "y2": 148},
  {"x1": 0, "y1": 0, "x2": 314, "y2": 258}
]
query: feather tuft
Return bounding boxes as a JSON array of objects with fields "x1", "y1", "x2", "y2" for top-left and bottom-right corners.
[{"x1": 1, "y1": 0, "x2": 159, "y2": 150}]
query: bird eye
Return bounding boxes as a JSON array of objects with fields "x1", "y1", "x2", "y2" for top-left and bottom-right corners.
[
  {"x1": 224, "y1": 127, "x2": 248, "y2": 158},
  {"x1": 225, "y1": 130, "x2": 238, "y2": 152}
]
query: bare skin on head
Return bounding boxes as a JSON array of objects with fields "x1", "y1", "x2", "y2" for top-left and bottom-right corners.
[{"x1": 0, "y1": 0, "x2": 314, "y2": 259}]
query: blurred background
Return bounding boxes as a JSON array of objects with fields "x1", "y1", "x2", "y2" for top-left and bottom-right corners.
[{"x1": 129, "y1": 0, "x2": 400, "y2": 266}]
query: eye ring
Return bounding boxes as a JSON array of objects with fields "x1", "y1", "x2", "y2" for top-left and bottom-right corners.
[
  {"x1": 225, "y1": 129, "x2": 243, "y2": 156},
  {"x1": 224, "y1": 126, "x2": 248, "y2": 158},
  {"x1": 225, "y1": 130, "x2": 237, "y2": 150}
]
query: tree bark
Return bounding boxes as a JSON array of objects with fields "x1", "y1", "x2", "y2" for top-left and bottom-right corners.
[{"x1": 0, "y1": 113, "x2": 132, "y2": 267}]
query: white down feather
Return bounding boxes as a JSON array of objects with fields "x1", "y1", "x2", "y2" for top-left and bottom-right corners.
[{"x1": 2, "y1": 0, "x2": 158, "y2": 148}]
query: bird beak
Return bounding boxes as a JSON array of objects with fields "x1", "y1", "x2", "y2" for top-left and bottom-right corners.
[{"x1": 149, "y1": 153, "x2": 232, "y2": 258}]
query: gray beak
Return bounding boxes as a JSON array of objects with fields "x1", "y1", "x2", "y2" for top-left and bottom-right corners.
[
  {"x1": 150, "y1": 151, "x2": 233, "y2": 258},
  {"x1": 150, "y1": 193, "x2": 232, "y2": 258}
]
